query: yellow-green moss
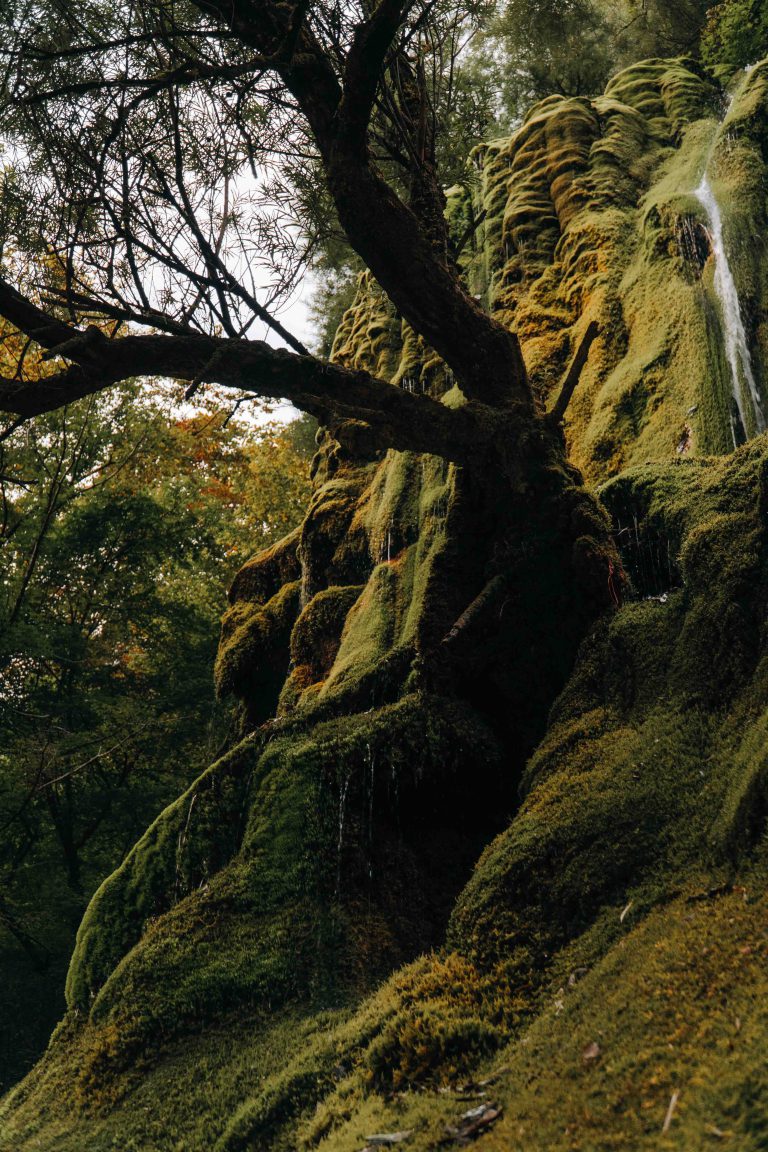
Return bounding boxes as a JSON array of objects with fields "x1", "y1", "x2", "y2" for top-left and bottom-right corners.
[
  {"x1": 288, "y1": 585, "x2": 364, "y2": 689},
  {"x1": 0, "y1": 684, "x2": 503, "y2": 1143},
  {"x1": 460, "y1": 58, "x2": 768, "y2": 480},
  {"x1": 227, "y1": 525, "x2": 301, "y2": 604},
  {"x1": 323, "y1": 59, "x2": 767, "y2": 483},
  {"x1": 65, "y1": 734, "x2": 263, "y2": 1012}
]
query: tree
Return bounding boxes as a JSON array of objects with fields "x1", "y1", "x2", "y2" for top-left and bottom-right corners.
[
  {"x1": 470, "y1": 0, "x2": 716, "y2": 129},
  {"x1": 0, "y1": 383, "x2": 314, "y2": 889},
  {"x1": 470, "y1": 0, "x2": 619, "y2": 126},
  {"x1": 630, "y1": 0, "x2": 714, "y2": 56},
  {"x1": 0, "y1": 0, "x2": 616, "y2": 729},
  {"x1": 701, "y1": 0, "x2": 768, "y2": 75}
]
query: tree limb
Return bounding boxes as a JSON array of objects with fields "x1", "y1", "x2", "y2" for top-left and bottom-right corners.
[
  {"x1": 440, "y1": 573, "x2": 506, "y2": 648},
  {"x1": 547, "y1": 320, "x2": 599, "y2": 425},
  {"x1": 339, "y1": 0, "x2": 415, "y2": 153},
  {"x1": 453, "y1": 207, "x2": 487, "y2": 260},
  {"x1": 0, "y1": 278, "x2": 490, "y2": 461},
  {"x1": 0, "y1": 278, "x2": 76, "y2": 351},
  {"x1": 12, "y1": 0, "x2": 533, "y2": 414}
]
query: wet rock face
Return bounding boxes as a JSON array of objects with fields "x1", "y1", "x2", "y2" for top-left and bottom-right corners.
[
  {"x1": 453, "y1": 59, "x2": 768, "y2": 478},
  {"x1": 339, "y1": 59, "x2": 768, "y2": 487}
]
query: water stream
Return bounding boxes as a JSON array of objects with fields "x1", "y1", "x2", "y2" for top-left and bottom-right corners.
[
  {"x1": 694, "y1": 175, "x2": 765, "y2": 444},
  {"x1": 694, "y1": 76, "x2": 766, "y2": 446}
]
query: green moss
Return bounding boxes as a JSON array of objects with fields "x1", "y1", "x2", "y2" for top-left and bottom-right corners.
[
  {"x1": 65, "y1": 735, "x2": 262, "y2": 1013},
  {"x1": 286, "y1": 875, "x2": 768, "y2": 1152},
  {"x1": 288, "y1": 585, "x2": 364, "y2": 689},
  {"x1": 227, "y1": 526, "x2": 301, "y2": 604},
  {"x1": 214, "y1": 579, "x2": 300, "y2": 720},
  {"x1": 299, "y1": 451, "x2": 453, "y2": 711},
  {"x1": 323, "y1": 57, "x2": 761, "y2": 484},
  {"x1": 330, "y1": 272, "x2": 402, "y2": 381},
  {"x1": 298, "y1": 462, "x2": 376, "y2": 602},
  {"x1": 2, "y1": 686, "x2": 502, "y2": 1138},
  {"x1": 461, "y1": 57, "x2": 768, "y2": 480}
]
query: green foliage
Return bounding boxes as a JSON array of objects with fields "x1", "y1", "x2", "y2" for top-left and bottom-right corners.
[
  {"x1": 471, "y1": 0, "x2": 618, "y2": 127},
  {"x1": 0, "y1": 384, "x2": 312, "y2": 1087},
  {"x1": 701, "y1": 0, "x2": 768, "y2": 76},
  {"x1": 471, "y1": 0, "x2": 715, "y2": 128},
  {"x1": 308, "y1": 263, "x2": 363, "y2": 359},
  {"x1": 618, "y1": 0, "x2": 715, "y2": 58}
]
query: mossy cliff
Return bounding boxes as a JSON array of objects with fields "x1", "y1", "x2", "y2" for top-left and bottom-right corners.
[
  {"x1": 459, "y1": 58, "x2": 768, "y2": 477},
  {"x1": 4, "y1": 59, "x2": 768, "y2": 1150}
]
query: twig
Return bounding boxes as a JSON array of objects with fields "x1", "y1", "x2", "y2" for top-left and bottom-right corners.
[
  {"x1": 441, "y1": 574, "x2": 506, "y2": 647},
  {"x1": 0, "y1": 415, "x2": 29, "y2": 443},
  {"x1": 662, "y1": 1090, "x2": 680, "y2": 1134},
  {"x1": 452, "y1": 207, "x2": 486, "y2": 260}
]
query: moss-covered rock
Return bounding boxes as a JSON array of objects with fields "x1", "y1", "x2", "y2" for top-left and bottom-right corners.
[
  {"x1": 8, "y1": 432, "x2": 768, "y2": 1150},
  {"x1": 215, "y1": 580, "x2": 301, "y2": 723},
  {"x1": 459, "y1": 59, "x2": 768, "y2": 479},
  {"x1": 8, "y1": 57, "x2": 768, "y2": 1152}
]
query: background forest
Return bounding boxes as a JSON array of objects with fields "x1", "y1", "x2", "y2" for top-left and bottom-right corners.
[{"x1": 0, "y1": 382, "x2": 314, "y2": 1084}]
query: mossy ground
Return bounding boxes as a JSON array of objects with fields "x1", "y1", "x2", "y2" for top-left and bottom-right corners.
[
  {"x1": 5, "y1": 59, "x2": 768, "y2": 1151},
  {"x1": 5, "y1": 437, "x2": 768, "y2": 1150}
]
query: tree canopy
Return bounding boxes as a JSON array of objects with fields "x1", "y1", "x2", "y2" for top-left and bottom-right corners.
[{"x1": 0, "y1": 0, "x2": 536, "y2": 454}]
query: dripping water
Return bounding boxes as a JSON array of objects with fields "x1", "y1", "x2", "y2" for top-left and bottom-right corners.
[
  {"x1": 335, "y1": 770, "x2": 352, "y2": 897},
  {"x1": 365, "y1": 742, "x2": 375, "y2": 883}
]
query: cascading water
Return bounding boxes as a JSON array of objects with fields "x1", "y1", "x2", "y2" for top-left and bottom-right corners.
[
  {"x1": 695, "y1": 175, "x2": 765, "y2": 444},
  {"x1": 694, "y1": 75, "x2": 766, "y2": 446}
]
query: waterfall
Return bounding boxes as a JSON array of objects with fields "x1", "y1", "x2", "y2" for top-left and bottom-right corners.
[
  {"x1": 695, "y1": 175, "x2": 765, "y2": 445},
  {"x1": 694, "y1": 78, "x2": 765, "y2": 446}
]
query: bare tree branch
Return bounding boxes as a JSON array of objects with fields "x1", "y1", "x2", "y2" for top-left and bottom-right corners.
[
  {"x1": 0, "y1": 276, "x2": 488, "y2": 460},
  {"x1": 3, "y1": 0, "x2": 531, "y2": 437},
  {"x1": 547, "y1": 321, "x2": 600, "y2": 425}
]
